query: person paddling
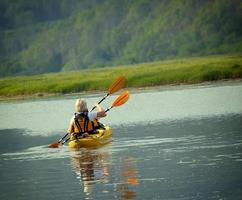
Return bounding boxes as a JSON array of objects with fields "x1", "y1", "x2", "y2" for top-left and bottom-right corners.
[{"x1": 68, "y1": 99, "x2": 107, "y2": 140}]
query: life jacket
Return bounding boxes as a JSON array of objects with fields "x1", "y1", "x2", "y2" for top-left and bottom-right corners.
[{"x1": 73, "y1": 112, "x2": 99, "y2": 134}]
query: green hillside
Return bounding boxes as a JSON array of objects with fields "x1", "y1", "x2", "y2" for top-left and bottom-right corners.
[{"x1": 0, "y1": 0, "x2": 242, "y2": 77}]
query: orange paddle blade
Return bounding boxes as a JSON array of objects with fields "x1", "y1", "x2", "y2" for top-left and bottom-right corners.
[
  {"x1": 112, "y1": 90, "x2": 130, "y2": 107},
  {"x1": 48, "y1": 142, "x2": 60, "y2": 148},
  {"x1": 108, "y1": 76, "x2": 126, "y2": 94}
]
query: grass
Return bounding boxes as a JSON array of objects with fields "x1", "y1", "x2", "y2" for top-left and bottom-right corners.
[{"x1": 0, "y1": 54, "x2": 242, "y2": 98}]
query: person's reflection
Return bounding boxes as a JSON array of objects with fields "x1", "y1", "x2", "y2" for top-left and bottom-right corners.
[
  {"x1": 71, "y1": 150, "x2": 139, "y2": 200},
  {"x1": 118, "y1": 157, "x2": 139, "y2": 200},
  {"x1": 71, "y1": 149, "x2": 110, "y2": 198}
]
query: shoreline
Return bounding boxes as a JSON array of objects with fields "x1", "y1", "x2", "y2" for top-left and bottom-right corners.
[
  {"x1": 1, "y1": 79, "x2": 241, "y2": 102},
  {"x1": 1, "y1": 54, "x2": 241, "y2": 101}
]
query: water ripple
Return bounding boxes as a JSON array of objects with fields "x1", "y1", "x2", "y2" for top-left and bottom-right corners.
[{"x1": 1, "y1": 145, "x2": 71, "y2": 161}]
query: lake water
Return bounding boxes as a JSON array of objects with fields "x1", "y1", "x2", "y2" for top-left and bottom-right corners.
[{"x1": 0, "y1": 83, "x2": 242, "y2": 200}]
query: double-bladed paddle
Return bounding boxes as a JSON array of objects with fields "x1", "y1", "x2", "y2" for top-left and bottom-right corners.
[
  {"x1": 60, "y1": 90, "x2": 130, "y2": 146},
  {"x1": 91, "y1": 75, "x2": 125, "y2": 111},
  {"x1": 48, "y1": 76, "x2": 126, "y2": 148}
]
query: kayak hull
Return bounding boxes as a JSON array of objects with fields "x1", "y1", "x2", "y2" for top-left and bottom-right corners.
[{"x1": 68, "y1": 126, "x2": 112, "y2": 149}]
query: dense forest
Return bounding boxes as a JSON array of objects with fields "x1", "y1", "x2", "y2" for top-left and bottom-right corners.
[{"x1": 0, "y1": 0, "x2": 242, "y2": 77}]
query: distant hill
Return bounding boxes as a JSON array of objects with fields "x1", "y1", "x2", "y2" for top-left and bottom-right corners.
[{"x1": 0, "y1": 0, "x2": 242, "y2": 77}]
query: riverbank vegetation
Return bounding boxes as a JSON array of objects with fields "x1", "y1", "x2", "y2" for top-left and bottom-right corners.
[{"x1": 0, "y1": 54, "x2": 241, "y2": 98}]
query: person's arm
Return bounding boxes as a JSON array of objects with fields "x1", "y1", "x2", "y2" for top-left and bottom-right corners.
[
  {"x1": 95, "y1": 103, "x2": 106, "y2": 118},
  {"x1": 94, "y1": 103, "x2": 106, "y2": 118}
]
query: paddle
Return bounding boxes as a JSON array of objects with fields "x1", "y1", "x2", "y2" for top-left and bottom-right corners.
[
  {"x1": 91, "y1": 75, "x2": 126, "y2": 111},
  {"x1": 105, "y1": 90, "x2": 130, "y2": 112},
  {"x1": 48, "y1": 76, "x2": 126, "y2": 148},
  {"x1": 48, "y1": 133, "x2": 69, "y2": 148},
  {"x1": 60, "y1": 90, "x2": 130, "y2": 146}
]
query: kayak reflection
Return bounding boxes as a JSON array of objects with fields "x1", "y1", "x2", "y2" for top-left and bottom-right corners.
[
  {"x1": 70, "y1": 149, "x2": 139, "y2": 199},
  {"x1": 71, "y1": 149, "x2": 110, "y2": 198}
]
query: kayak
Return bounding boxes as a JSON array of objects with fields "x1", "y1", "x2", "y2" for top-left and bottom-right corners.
[{"x1": 68, "y1": 125, "x2": 112, "y2": 149}]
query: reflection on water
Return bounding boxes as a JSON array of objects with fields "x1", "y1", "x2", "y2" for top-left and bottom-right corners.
[
  {"x1": 70, "y1": 149, "x2": 139, "y2": 200},
  {"x1": 118, "y1": 157, "x2": 139, "y2": 200},
  {"x1": 2, "y1": 145, "x2": 71, "y2": 161},
  {"x1": 71, "y1": 149, "x2": 110, "y2": 197},
  {"x1": 1, "y1": 114, "x2": 242, "y2": 200},
  {"x1": 1, "y1": 84, "x2": 242, "y2": 199}
]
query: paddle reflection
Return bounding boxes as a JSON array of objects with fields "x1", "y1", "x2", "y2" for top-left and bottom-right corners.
[{"x1": 118, "y1": 157, "x2": 139, "y2": 199}]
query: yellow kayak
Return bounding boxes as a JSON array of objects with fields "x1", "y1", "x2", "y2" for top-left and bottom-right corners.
[{"x1": 68, "y1": 125, "x2": 112, "y2": 149}]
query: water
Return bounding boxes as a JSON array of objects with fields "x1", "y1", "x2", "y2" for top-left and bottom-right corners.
[{"x1": 0, "y1": 83, "x2": 242, "y2": 199}]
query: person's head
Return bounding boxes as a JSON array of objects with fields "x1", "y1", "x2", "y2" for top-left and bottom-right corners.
[{"x1": 75, "y1": 99, "x2": 88, "y2": 112}]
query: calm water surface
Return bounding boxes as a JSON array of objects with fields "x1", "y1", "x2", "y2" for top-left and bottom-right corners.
[{"x1": 0, "y1": 83, "x2": 242, "y2": 200}]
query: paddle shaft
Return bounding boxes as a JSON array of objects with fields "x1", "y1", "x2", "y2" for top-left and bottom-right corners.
[
  {"x1": 105, "y1": 107, "x2": 112, "y2": 113},
  {"x1": 59, "y1": 133, "x2": 69, "y2": 142},
  {"x1": 62, "y1": 137, "x2": 70, "y2": 145},
  {"x1": 91, "y1": 76, "x2": 125, "y2": 112},
  {"x1": 90, "y1": 93, "x2": 109, "y2": 111}
]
